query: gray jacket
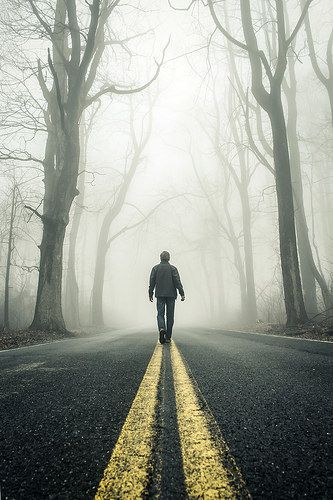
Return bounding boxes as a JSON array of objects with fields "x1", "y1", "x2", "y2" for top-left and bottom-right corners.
[{"x1": 149, "y1": 261, "x2": 184, "y2": 299}]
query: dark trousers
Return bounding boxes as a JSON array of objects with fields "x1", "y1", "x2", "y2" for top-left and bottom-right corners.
[{"x1": 156, "y1": 297, "x2": 175, "y2": 340}]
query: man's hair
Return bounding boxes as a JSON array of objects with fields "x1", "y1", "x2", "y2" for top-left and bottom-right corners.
[{"x1": 160, "y1": 251, "x2": 170, "y2": 261}]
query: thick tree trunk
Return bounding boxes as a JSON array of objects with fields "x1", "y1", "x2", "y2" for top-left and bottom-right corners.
[
  {"x1": 269, "y1": 93, "x2": 308, "y2": 325},
  {"x1": 64, "y1": 186, "x2": 83, "y2": 328},
  {"x1": 64, "y1": 126, "x2": 86, "y2": 328},
  {"x1": 31, "y1": 123, "x2": 80, "y2": 332},
  {"x1": 30, "y1": 221, "x2": 67, "y2": 331},
  {"x1": 285, "y1": 80, "x2": 317, "y2": 315}
]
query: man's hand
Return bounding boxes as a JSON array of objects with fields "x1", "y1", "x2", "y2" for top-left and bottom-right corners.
[
  {"x1": 149, "y1": 297, "x2": 153, "y2": 302},
  {"x1": 181, "y1": 295, "x2": 185, "y2": 301}
]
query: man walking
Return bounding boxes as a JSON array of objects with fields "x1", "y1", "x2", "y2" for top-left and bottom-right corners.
[{"x1": 149, "y1": 251, "x2": 185, "y2": 344}]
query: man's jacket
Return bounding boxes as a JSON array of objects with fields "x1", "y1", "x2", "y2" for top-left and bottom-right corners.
[{"x1": 149, "y1": 261, "x2": 184, "y2": 299}]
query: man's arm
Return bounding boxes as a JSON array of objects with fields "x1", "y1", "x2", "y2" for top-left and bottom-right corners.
[
  {"x1": 149, "y1": 267, "x2": 157, "y2": 301},
  {"x1": 172, "y1": 266, "x2": 185, "y2": 300}
]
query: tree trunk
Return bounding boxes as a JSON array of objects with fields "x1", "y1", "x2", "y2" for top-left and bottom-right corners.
[
  {"x1": 91, "y1": 228, "x2": 108, "y2": 326},
  {"x1": 64, "y1": 124, "x2": 87, "y2": 328},
  {"x1": 240, "y1": 182, "x2": 257, "y2": 324},
  {"x1": 284, "y1": 66, "x2": 317, "y2": 315},
  {"x1": 3, "y1": 183, "x2": 16, "y2": 330},
  {"x1": 319, "y1": 166, "x2": 333, "y2": 261},
  {"x1": 213, "y1": 242, "x2": 226, "y2": 323},
  {"x1": 30, "y1": 121, "x2": 80, "y2": 332},
  {"x1": 269, "y1": 92, "x2": 308, "y2": 325},
  {"x1": 200, "y1": 249, "x2": 215, "y2": 322},
  {"x1": 30, "y1": 220, "x2": 67, "y2": 331},
  {"x1": 64, "y1": 177, "x2": 84, "y2": 328},
  {"x1": 328, "y1": 85, "x2": 333, "y2": 128}
]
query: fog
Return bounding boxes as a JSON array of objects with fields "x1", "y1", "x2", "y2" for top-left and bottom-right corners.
[{"x1": 0, "y1": 0, "x2": 332, "y2": 333}]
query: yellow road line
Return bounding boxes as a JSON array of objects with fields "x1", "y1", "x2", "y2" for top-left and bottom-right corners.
[
  {"x1": 171, "y1": 342, "x2": 250, "y2": 499},
  {"x1": 95, "y1": 344, "x2": 163, "y2": 499}
]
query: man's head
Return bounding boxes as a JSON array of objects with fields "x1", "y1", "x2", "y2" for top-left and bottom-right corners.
[{"x1": 160, "y1": 250, "x2": 170, "y2": 262}]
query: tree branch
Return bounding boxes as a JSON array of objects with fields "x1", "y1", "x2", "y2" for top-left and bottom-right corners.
[
  {"x1": 66, "y1": 0, "x2": 81, "y2": 69},
  {"x1": 168, "y1": 0, "x2": 196, "y2": 10},
  {"x1": 85, "y1": 37, "x2": 170, "y2": 107},
  {"x1": 0, "y1": 149, "x2": 44, "y2": 166},
  {"x1": 47, "y1": 48, "x2": 66, "y2": 133},
  {"x1": 36, "y1": 60, "x2": 52, "y2": 104},
  {"x1": 24, "y1": 205, "x2": 44, "y2": 221},
  {"x1": 286, "y1": 0, "x2": 314, "y2": 47},
  {"x1": 106, "y1": 194, "x2": 184, "y2": 248},
  {"x1": 207, "y1": 0, "x2": 249, "y2": 52}
]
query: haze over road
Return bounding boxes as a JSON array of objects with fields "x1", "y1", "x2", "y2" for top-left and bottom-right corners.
[{"x1": 0, "y1": 329, "x2": 332, "y2": 499}]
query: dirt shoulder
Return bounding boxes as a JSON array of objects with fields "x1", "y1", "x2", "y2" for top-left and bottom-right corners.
[
  {"x1": 237, "y1": 322, "x2": 333, "y2": 342},
  {"x1": 0, "y1": 327, "x2": 112, "y2": 351}
]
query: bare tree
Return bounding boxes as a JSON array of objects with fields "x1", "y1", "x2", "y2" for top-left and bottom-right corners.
[
  {"x1": 189, "y1": 145, "x2": 249, "y2": 321},
  {"x1": 1, "y1": 173, "x2": 38, "y2": 330},
  {"x1": 91, "y1": 96, "x2": 154, "y2": 326},
  {"x1": 207, "y1": 0, "x2": 312, "y2": 325},
  {"x1": 230, "y1": 1, "x2": 333, "y2": 317},
  {"x1": 2, "y1": 0, "x2": 167, "y2": 332}
]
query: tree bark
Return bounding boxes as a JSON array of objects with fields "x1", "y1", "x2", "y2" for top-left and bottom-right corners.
[
  {"x1": 30, "y1": 219, "x2": 67, "y2": 331},
  {"x1": 268, "y1": 91, "x2": 308, "y2": 325},
  {"x1": 64, "y1": 124, "x2": 87, "y2": 328}
]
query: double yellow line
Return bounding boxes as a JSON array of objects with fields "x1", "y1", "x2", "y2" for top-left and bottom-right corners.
[{"x1": 95, "y1": 343, "x2": 250, "y2": 499}]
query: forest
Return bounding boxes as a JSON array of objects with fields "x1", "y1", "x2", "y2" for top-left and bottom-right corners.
[{"x1": 0, "y1": 0, "x2": 332, "y2": 338}]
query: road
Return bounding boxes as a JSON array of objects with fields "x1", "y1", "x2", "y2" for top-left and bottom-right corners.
[{"x1": 0, "y1": 328, "x2": 332, "y2": 499}]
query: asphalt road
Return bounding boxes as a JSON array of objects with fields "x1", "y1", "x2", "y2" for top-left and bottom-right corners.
[{"x1": 0, "y1": 328, "x2": 332, "y2": 499}]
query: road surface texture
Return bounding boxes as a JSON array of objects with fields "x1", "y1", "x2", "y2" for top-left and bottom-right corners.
[{"x1": 0, "y1": 328, "x2": 332, "y2": 499}]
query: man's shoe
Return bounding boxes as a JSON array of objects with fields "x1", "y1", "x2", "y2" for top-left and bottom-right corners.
[{"x1": 159, "y1": 329, "x2": 166, "y2": 344}]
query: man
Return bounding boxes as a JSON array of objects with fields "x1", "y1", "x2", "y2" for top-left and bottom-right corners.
[{"x1": 149, "y1": 251, "x2": 185, "y2": 344}]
